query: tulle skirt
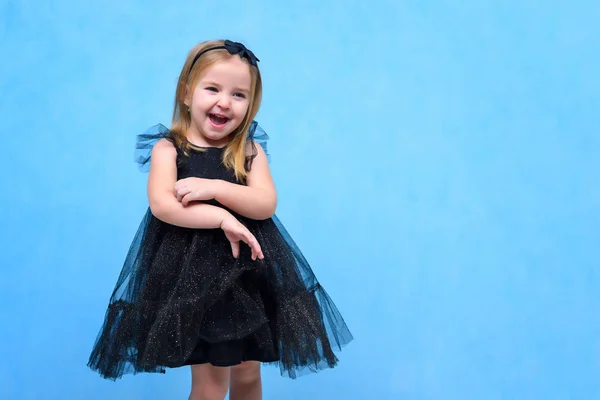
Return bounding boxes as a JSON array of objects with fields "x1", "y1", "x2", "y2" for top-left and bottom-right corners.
[{"x1": 87, "y1": 210, "x2": 353, "y2": 380}]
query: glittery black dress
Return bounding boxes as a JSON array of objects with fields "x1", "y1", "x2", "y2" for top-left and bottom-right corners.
[{"x1": 87, "y1": 122, "x2": 353, "y2": 380}]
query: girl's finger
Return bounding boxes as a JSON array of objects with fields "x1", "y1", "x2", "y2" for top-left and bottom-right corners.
[
  {"x1": 247, "y1": 236, "x2": 263, "y2": 260},
  {"x1": 230, "y1": 240, "x2": 240, "y2": 259}
]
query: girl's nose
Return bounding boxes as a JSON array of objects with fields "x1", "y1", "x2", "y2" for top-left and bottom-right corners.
[{"x1": 217, "y1": 95, "x2": 230, "y2": 109}]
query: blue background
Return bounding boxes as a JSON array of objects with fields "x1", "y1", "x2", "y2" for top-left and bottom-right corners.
[{"x1": 1, "y1": 0, "x2": 599, "y2": 399}]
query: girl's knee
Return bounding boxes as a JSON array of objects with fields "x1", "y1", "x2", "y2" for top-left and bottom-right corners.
[
  {"x1": 231, "y1": 361, "x2": 261, "y2": 385},
  {"x1": 190, "y1": 365, "x2": 230, "y2": 400},
  {"x1": 189, "y1": 382, "x2": 229, "y2": 400}
]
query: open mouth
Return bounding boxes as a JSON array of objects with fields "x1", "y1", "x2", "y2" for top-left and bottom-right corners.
[{"x1": 208, "y1": 113, "x2": 230, "y2": 127}]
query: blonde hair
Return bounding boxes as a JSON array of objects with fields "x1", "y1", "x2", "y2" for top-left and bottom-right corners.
[{"x1": 170, "y1": 39, "x2": 263, "y2": 181}]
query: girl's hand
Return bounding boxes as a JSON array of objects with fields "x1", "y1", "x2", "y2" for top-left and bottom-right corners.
[
  {"x1": 174, "y1": 178, "x2": 220, "y2": 206},
  {"x1": 220, "y1": 215, "x2": 264, "y2": 261}
]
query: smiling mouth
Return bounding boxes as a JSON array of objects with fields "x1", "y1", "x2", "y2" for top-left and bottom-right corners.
[{"x1": 208, "y1": 113, "x2": 230, "y2": 126}]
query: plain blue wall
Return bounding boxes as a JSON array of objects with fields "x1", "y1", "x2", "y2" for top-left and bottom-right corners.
[{"x1": 2, "y1": 0, "x2": 599, "y2": 399}]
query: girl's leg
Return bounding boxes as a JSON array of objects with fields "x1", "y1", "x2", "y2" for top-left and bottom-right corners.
[
  {"x1": 189, "y1": 364, "x2": 231, "y2": 400},
  {"x1": 229, "y1": 361, "x2": 262, "y2": 400}
]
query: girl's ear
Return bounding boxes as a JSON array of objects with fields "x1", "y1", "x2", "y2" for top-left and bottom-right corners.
[{"x1": 183, "y1": 84, "x2": 192, "y2": 107}]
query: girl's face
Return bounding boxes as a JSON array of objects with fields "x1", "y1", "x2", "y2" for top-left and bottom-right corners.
[{"x1": 186, "y1": 57, "x2": 252, "y2": 147}]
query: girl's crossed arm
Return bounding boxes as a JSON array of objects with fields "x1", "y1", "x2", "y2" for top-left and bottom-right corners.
[
  {"x1": 148, "y1": 139, "x2": 229, "y2": 228},
  {"x1": 175, "y1": 143, "x2": 277, "y2": 220},
  {"x1": 148, "y1": 139, "x2": 263, "y2": 260}
]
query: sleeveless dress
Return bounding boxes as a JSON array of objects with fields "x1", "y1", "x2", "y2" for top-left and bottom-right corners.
[{"x1": 87, "y1": 122, "x2": 353, "y2": 380}]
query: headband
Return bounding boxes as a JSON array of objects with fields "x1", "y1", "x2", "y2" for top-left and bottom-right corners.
[{"x1": 189, "y1": 40, "x2": 260, "y2": 72}]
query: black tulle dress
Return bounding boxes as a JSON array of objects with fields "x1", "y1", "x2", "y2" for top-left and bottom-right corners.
[{"x1": 87, "y1": 122, "x2": 353, "y2": 380}]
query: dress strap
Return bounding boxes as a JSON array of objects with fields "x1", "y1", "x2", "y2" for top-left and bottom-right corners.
[{"x1": 133, "y1": 124, "x2": 174, "y2": 172}]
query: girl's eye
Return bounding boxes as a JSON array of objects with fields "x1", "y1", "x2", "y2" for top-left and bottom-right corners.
[
  {"x1": 234, "y1": 93, "x2": 246, "y2": 99},
  {"x1": 206, "y1": 87, "x2": 218, "y2": 92}
]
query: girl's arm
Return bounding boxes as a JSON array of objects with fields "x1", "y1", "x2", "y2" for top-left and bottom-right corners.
[
  {"x1": 148, "y1": 139, "x2": 231, "y2": 228},
  {"x1": 211, "y1": 144, "x2": 277, "y2": 220},
  {"x1": 149, "y1": 139, "x2": 264, "y2": 260}
]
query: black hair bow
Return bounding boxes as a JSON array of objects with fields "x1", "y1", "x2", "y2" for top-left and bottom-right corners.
[
  {"x1": 189, "y1": 40, "x2": 260, "y2": 72},
  {"x1": 223, "y1": 40, "x2": 260, "y2": 66}
]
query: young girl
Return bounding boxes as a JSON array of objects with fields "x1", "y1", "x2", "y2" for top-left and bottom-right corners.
[{"x1": 87, "y1": 39, "x2": 353, "y2": 400}]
